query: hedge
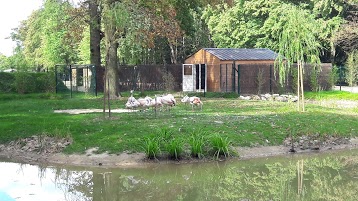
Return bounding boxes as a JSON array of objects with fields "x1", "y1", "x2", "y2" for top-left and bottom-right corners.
[{"x1": 0, "y1": 72, "x2": 56, "y2": 94}]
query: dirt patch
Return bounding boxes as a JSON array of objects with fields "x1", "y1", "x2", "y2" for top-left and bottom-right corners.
[{"x1": 1, "y1": 136, "x2": 358, "y2": 168}]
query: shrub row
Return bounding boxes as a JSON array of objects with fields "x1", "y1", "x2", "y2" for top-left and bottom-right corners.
[
  {"x1": 143, "y1": 129, "x2": 235, "y2": 160},
  {"x1": 0, "y1": 72, "x2": 56, "y2": 94}
]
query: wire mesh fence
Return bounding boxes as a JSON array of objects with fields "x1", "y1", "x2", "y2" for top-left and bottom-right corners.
[
  {"x1": 117, "y1": 64, "x2": 182, "y2": 92},
  {"x1": 55, "y1": 63, "x2": 333, "y2": 96},
  {"x1": 219, "y1": 63, "x2": 333, "y2": 95},
  {"x1": 55, "y1": 64, "x2": 98, "y2": 97}
]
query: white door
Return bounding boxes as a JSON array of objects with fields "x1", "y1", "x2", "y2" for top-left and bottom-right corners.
[{"x1": 182, "y1": 64, "x2": 195, "y2": 92}]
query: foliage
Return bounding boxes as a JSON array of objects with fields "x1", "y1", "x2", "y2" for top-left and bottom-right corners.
[
  {"x1": 202, "y1": 3, "x2": 261, "y2": 48},
  {"x1": 77, "y1": 26, "x2": 91, "y2": 65},
  {"x1": 0, "y1": 72, "x2": 16, "y2": 93},
  {"x1": 36, "y1": 72, "x2": 56, "y2": 93},
  {"x1": 345, "y1": 50, "x2": 358, "y2": 86},
  {"x1": 15, "y1": 72, "x2": 37, "y2": 94},
  {"x1": 290, "y1": 68, "x2": 298, "y2": 94},
  {"x1": 202, "y1": 0, "x2": 343, "y2": 60},
  {"x1": 274, "y1": 4, "x2": 322, "y2": 112},
  {"x1": 6, "y1": 0, "x2": 352, "y2": 73},
  {"x1": 329, "y1": 66, "x2": 339, "y2": 88},
  {"x1": 0, "y1": 54, "x2": 11, "y2": 70},
  {"x1": 274, "y1": 5, "x2": 321, "y2": 83},
  {"x1": 41, "y1": 0, "x2": 78, "y2": 67},
  {"x1": 11, "y1": 0, "x2": 84, "y2": 70},
  {"x1": 310, "y1": 66, "x2": 320, "y2": 92},
  {"x1": 0, "y1": 72, "x2": 55, "y2": 94},
  {"x1": 161, "y1": 71, "x2": 176, "y2": 92}
]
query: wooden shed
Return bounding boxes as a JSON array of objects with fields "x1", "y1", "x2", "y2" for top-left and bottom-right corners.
[{"x1": 183, "y1": 48, "x2": 278, "y2": 93}]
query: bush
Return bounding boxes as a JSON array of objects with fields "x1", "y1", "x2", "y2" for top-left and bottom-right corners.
[
  {"x1": 0, "y1": 72, "x2": 16, "y2": 93},
  {"x1": 15, "y1": 72, "x2": 36, "y2": 94},
  {"x1": 36, "y1": 72, "x2": 56, "y2": 93},
  {"x1": 161, "y1": 71, "x2": 175, "y2": 92},
  {"x1": 309, "y1": 66, "x2": 320, "y2": 92},
  {"x1": 290, "y1": 68, "x2": 298, "y2": 94},
  {"x1": 0, "y1": 72, "x2": 56, "y2": 94},
  {"x1": 329, "y1": 66, "x2": 339, "y2": 89}
]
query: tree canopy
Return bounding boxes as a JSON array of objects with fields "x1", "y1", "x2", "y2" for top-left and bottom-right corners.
[{"x1": 0, "y1": 0, "x2": 356, "y2": 72}]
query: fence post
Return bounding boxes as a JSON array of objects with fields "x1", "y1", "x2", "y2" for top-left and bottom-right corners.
[
  {"x1": 238, "y1": 65, "x2": 241, "y2": 95},
  {"x1": 270, "y1": 65, "x2": 273, "y2": 94},
  {"x1": 55, "y1": 65, "x2": 58, "y2": 94},
  {"x1": 339, "y1": 65, "x2": 342, "y2": 91},
  {"x1": 69, "y1": 65, "x2": 73, "y2": 98},
  {"x1": 93, "y1": 65, "x2": 97, "y2": 96},
  {"x1": 220, "y1": 64, "x2": 222, "y2": 92},
  {"x1": 226, "y1": 64, "x2": 228, "y2": 92},
  {"x1": 232, "y1": 62, "x2": 235, "y2": 92}
]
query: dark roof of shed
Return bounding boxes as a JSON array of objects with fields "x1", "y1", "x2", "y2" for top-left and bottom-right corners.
[{"x1": 203, "y1": 48, "x2": 278, "y2": 61}]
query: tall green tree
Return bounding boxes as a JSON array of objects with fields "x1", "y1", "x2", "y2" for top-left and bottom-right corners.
[
  {"x1": 102, "y1": 0, "x2": 129, "y2": 98},
  {"x1": 0, "y1": 54, "x2": 10, "y2": 70},
  {"x1": 202, "y1": 0, "x2": 344, "y2": 63},
  {"x1": 345, "y1": 50, "x2": 358, "y2": 86},
  {"x1": 21, "y1": 10, "x2": 44, "y2": 70},
  {"x1": 11, "y1": 0, "x2": 85, "y2": 70},
  {"x1": 275, "y1": 5, "x2": 321, "y2": 112}
]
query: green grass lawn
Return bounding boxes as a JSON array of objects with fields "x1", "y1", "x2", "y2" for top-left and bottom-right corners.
[{"x1": 0, "y1": 91, "x2": 357, "y2": 156}]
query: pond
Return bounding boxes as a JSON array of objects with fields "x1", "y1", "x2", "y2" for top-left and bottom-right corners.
[{"x1": 1, "y1": 149, "x2": 358, "y2": 201}]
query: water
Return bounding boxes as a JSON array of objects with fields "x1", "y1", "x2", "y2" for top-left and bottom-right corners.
[{"x1": 1, "y1": 149, "x2": 358, "y2": 201}]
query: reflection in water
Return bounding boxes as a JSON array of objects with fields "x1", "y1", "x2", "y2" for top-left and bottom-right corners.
[{"x1": 1, "y1": 149, "x2": 358, "y2": 201}]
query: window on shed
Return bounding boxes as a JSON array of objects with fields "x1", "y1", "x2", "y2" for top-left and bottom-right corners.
[{"x1": 184, "y1": 65, "x2": 192, "y2": 75}]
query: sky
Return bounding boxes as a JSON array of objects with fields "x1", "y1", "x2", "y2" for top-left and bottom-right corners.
[
  {"x1": 0, "y1": 0, "x2": 80, "y2": 57},
  {"x1": 0, "y1": 0, "x2": 43, "y2": 56}
]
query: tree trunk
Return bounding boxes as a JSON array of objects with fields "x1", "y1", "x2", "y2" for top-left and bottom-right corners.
[
  {"x1": 103, "y1": 0, "x2": 120, "y2": 98},
  {"x1": 300, "y1": 62, "x2": 305, "y2": 112},
  {"x1": 169, "y1": 43, "x2": 178, "y2": 64},
  {"x1": 104, "y1": 34, "x2": 119, "y2": 98},
  {"x1": 89, "y1": 0, "x2": 103, "y2": 92},
  {"x1": 297, "y1": 61, "x2": 305, "y2": 112},
  {"x1": 89, "y1": 0, "x2": 101, "y2": 68}
]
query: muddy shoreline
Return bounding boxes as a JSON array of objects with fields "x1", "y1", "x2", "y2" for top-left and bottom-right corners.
[{"x1": 1, "y1": 137, "x2": 358, "y2": 168}]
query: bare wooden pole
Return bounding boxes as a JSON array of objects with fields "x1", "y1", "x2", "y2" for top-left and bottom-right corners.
[
  {"x1": 107, "y1": 74, "x2": 111, "y2": 117},
  {"x1": 103, "y1": 72, "x2": 106, "y2": 116},
  {"x1": 300, "y1": 62, "x2": 305, "y2": 112},
  {"x1": 297, "y1": 63, "x2": 301, "y2": 112}
]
